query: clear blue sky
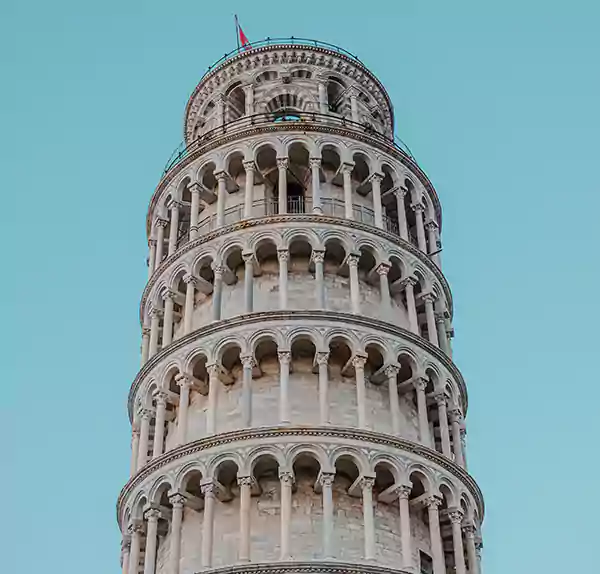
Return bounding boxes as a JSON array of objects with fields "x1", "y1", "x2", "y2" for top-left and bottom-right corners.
[{"x1": 2, "y1": 1, "x2": 599, "y2": 573}]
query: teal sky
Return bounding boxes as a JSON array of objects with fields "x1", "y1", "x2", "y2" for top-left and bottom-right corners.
[{"x1": 2, "y1": 1, "x2": 599, "y2": 573}]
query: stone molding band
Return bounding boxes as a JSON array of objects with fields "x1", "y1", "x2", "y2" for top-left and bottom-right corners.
[
  {"x1": 140, "y1": 214, "x2": 453, "y2": 324},
  {"x1": 193, "y1": 560, "x2": 413, "y2": 574},
  {"x1": 147, "y1": 122, "x2": 441, "y2": 236},
  {"x1": 127, "y1": 310, "x2": 468, "y2": 420},
  {"x1": 116, "y1": 426, "x2": 484, "y2": 522}
]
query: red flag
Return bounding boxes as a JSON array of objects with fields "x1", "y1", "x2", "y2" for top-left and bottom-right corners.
[{"x1": 236, "y1": 16, "x2": 250, "y2": 50}]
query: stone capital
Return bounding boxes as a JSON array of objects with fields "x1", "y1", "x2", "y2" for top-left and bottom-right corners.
[
  {"x1": 242, "y1": 160, "x2": 256, "y2": 172},
  {"x1": 237, "y1": 475, "x2": 254, "y2": 488},
  {"x1": 309, "y1": 157, "x2": 322, "y2": 169},
  {"x1": 240, "y1": 354, "x2": 256, "y2": 369},
  {"x1": 138, "y1": 407, "x2": 154, "y2": 421},
  {"x1": 340, "y1": 161, "x2": 355, "y2": 174},
  {"x1": 449, "y1": 408, "x2": 464, "y2": 424},
  {"x1": 376, "y1": 262, "x2": 391, "y2": 276},
  {"x1": 242, "y1": 251, "x2": 255, "y2": 264},
  {"x1": 167, "y1": 199, "x2": 184, "y2": 211},
  {"x1": 277, "y1": 350, "x2": 292, "y2": 364},
  {"x1": 276, "y1": 157, "x2": 289, "y2": 170},
  {"x1": 316, "y1": 351, "x2": 330, "y2": 366},
  {"x1": 383, "y1": 364, "x2": 400, "y2": 378},
  {"x1": 152, "y1": 389, "x2": 169, "y2": 406},
  {"x1": 143, "y1": 507, "x2": 161, "y2": 521},
  {"x1": 448, "y1": 508, "x2": 465, "y2": 524},
  {"x1": 360, "y1": 475, "x2": 375, "y2": 490},
  {"x1": 425, "y1": 219, "x2": 439, "y2": 231},
  {"x1": 188, "y1": 181, "x2": 202, "y2": 194},
  {"x1": 311, "y1": 249, "x2": 325, "y2": 264},
  {"x1": 201, "y1": 480, "x2": 216, "y2": 497},
  {"x1": 347, "y1": 252, "x2": 360, "y2": 267},
  {"x1": 433, "y1": 392, "x2": 448, "y2": 406},
  {"x1": 168, "y1": 493, "x2": 186, "y2": 508},
  {"x1": 423, "y1": 494, "x2": 443, "y2": 509},
  {"x1": 352, "y1": 353, "x2": 368, "y2": 369},
  {"x1": 318, "y1": 471, "x2": 335, "y2": 487},
  {"x1": 175, "y1": 372, "x2": 192, "y2": 388},
  {"x1": 411, "y1": 202, "x2": 425, "y2": 213},
  {"x1": 277, "y1": 249, "x2": 289, "y2": 262},
  {"x1": 183, "y1": 273, "x2": 197, "y2": 285},
  {"x1": 412, "y1": 376, "x2": 428, "y2": 392},
  {"x1": 279, "y1": 470, "x2": 294, "y2": 485},
  {"x1": 155, "y1": 217, "x2": 168, "y2": 229},
  {"x1": 162, "y1": 289, "x2": 177, "y2": 301},
  {"x1": 396, "y1": 484, "x2": 412, "y2": 499}
]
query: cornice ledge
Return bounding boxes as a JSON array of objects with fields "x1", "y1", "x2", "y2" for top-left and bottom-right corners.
[
  {"x1": 116, "y1": 426, "x2": 484, "y2": 523},
  {"x1": 141, "y1": 215, "x2": 452, "y2": 322},
  {"x1": 127, "y1": 310, "x2": 467, "y2": 420},
  {"x1": 196, "y1": 561, "x2": 413, "y2": 574},
  {"x1": 148, "y1": 122, "x2": 440, "y2": 235}
]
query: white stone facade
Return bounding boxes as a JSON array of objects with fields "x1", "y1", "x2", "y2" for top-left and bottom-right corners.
[{"x1": 118, "y1": 40, "x2": 484, "y2": 574}]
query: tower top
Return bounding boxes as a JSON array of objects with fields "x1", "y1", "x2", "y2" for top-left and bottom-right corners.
[{"x1": 184, "y1": 37, "x2": 395, "y2": 144}]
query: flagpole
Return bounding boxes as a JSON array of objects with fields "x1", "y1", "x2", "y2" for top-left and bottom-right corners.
[{"x1": 234, "y1": 14, "x2": 240, "y2": 50}]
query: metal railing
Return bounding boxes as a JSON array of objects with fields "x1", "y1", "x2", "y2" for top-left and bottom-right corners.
[
  {"x1": 177, "y1": 197, "x2": 404, "y2": 245},
  {"x1": 163, "y1": 111, "x2": 415, "y2": 176},
  {"x1": 199, "y1": 37, "x2": 365, "y2": 82}
]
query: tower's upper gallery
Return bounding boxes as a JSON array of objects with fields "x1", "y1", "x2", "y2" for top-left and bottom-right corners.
[{"x1": 184, "y1": 39, "x2": 395, "y2": 143}]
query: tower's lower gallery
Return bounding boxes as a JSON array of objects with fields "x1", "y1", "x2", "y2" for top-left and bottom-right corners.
[{"x1": 118, "y1": 39, "x2": 484, "y2": 574}]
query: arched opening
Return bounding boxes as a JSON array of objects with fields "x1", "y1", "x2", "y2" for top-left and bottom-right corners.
[
  {"x1": 225, "y1": 82, "x2": 246, "y2": 123},
  {"x1": 326, "y1": 77, "x2": 346, "y2": 114}
]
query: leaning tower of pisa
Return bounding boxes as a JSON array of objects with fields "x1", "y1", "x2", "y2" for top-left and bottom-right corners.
[{"x1": 118, "y1": 38, "x2": 484, "y2": 574}]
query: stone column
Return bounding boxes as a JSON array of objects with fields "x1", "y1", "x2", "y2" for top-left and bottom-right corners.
[
  {"x1": 353, "y1": 354, "x2": 368, "y2": 429},
  {"x1": 425, "y1": 495, "x2": 445, "y2": 574},
  {"x1": 154, "y1": 219, "x2": 167, "y2": 268},
  {"x1": 216, "y1": 94, "x2": 225, "y2": 126},
  {"x1": 436, "y1": 312, "x2": 450, "y2": 355},
  {"x1": 463, "y1": 524, "x2": 480, "y2": 574},
  {"x1": 143, "y1": 508, "x2": 161, "y2": 574},
  {"x1": 422, "y1": 293, "x2": 439, "y2": 347},
  {"x1": 371, "y1": 173, "x2": 384, "y2": 228},
  {"x1": 201, "y1": 481, "x2": 216, "y2": 568},
  {"x1": 137, "y1": 408, "x2": 153, "y2": 470},
  {"x1": 341, "y1": 163, "x2": 354, "y2": 219},
  {"x1": 404, "y1": 277, "x2": 419, "y2": 335},
  {"x1": 397, "y1": 485, "x2": 413, "y2": 570},
  {"x1": 242, "y1": 252, "x2": 254, "y2": 313},
  {"x1": 148, "y1": 240, "x2": 157, "y2": 278},
  {"x1": 162, "y1": 290, "x2": 175, "y2": 347},
  {"x1": 377, "y1": 262, "x2": 391, "y2": 313},
  {"x1": 141, "y1": 327, "x2": 150, "y2": 366},
  {"x1": 175, "y1": 374, "x2": 191, "y2": 446},
  {"x1": 128, "y1": 523, "x2": 143, "y2": 574},
  {"x1": 413, "y1": 377, "x2": 431, "y2": 446},
  {"x1": 168, "y1": 494, "x2": 185, "y2": 574},
  {"x1": 412, "y1": 202, "x2": 427, "y2": 252},
  {"x1": 206, "y1": 365, "x2": 220, "y2": 434},
  {"x1": 277, "y1": 158, "x2": 288, "y2": 214},
  {"x1": 279, "y1": 470, "x2": 294, "y2": 560},
  {"x1": 243, "y1": 84, "x2": 254, "y2": 116},
  {"x1": 317, "y1": 78, "x2": 327, "y2": 113},
  {"x1": 183, "y1": 274, "x2": 196, "y2": 335},
  {"x1": 449, "y1": 509, "x2": 467, "y2": 574},
  {"x1": 310, "y1": 157, "x2": 322, "y2": 213},
  {"x1": 277, "y1": 249, "x2": 289, "y2": 310},
  {"x1": 215, "y1": 172, "x2": 227, "y2": 227},
  {"x1": 240, "y1": 355, "x2": 254, "y2": 428},
  {"x1": 347, "y1": 253, "x2": 361, "y2": 314},
  {"x1": 130, "y1": 425, "x2": 140, "y2": 477},
  {"x1": 189, "y1": 182, "x2": 201, "y2": 240},
  {"x1": 434, "y1": 392, "x2": 452, "y2": 458},
  {"x1": 243, "y1": 161, "x2": 255, "y2": 218},
  {"x1": 349, "y1": 86, "x2": 359, "y2": 123},
  {"x1": 238, "y1": 476, "x2": 253, "y2": 562},
  {"x1": 385, "y1": 365, "x2": 401, "y2": 435},
  {"x1": 461, "y1": 427, "x2": 469, "y2": 470},
  {"x1": 312, "y1": 250, "x2": 326, "y2": 308},
  {"x1": 121, "y1": 536, "x2": 131, "y2": 574},
  {"x1": 151, "y1": 391, "x2": 168, "y2": 458},
  {"x1": 394, "y1": 188, "x2": 408, "y2": 240},
  {"x1": 361, "y1": 476, "x2": 376, "y2": 560},
  {"x1": 148, "y1": 307, "x2": 161, "y2": 358},
  {"x1": 278, "y1": 351, "x2": 291, "y2": 424},
  {"x1": 167, "y1": 201, "x2": 181, "y2": 256},
  {"x1": 426, "y1": 220, "x2": 441, "y2": 266},
  {"x1": 317, "y1": 352, "x2": 330, "y2": 425},
  {"x1": 450, "y1": 408, "x2": 466, "y2": 467},
  {"x1": 212, "y1": 265, "x2": 224, "y2": 321},
  {"x1": 319, "y1": 472, "x2": 335, "y2": 558}
]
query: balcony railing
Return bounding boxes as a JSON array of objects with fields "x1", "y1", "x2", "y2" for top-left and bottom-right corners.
[
  {"x1": 175, "y1": 197, "x2": 402, "y2": 246},
  {"x1": 164, "y1": 111, "x2": 415, "y2": 176}
]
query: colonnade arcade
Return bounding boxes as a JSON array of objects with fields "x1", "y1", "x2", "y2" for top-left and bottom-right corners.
[
  {"x1": 141, "y1": 230, "x2": 453, "y2": 370},
  {"x1": 147, "y1": 135, "x2": 442, "y2": 278},
  {"x1": 130, "y1": 324, "x2": 467, "y2": 481},
  {"x1": 120, "y1": 445, "x2": 482, "y2": 574}
]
